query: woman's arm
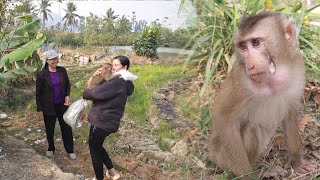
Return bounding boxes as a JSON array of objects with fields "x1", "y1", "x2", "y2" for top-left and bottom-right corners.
[
  {"x1": 64, "y1": 67, "x2": 71, "y2": 96},
  {"x1": 35, "y1": 73, "x2": 43, "y2": 112},
  {"x1": 83, "y1": 79, "x2": 124, "y2": 101},
  {"x1": 63, "y1": 67, "x2": 71, "y2": 105}
]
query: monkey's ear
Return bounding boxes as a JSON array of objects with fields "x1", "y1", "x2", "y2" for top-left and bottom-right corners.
[{"x1": 284, "y1": 20, "x2": 297, "y2": 45}]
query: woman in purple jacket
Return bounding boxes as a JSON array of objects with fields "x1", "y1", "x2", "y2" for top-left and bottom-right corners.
[
  {"x1": 36, "y1": 50, "x2": 76, "y2": 160},
  {"x1": 83, "y1": 56, "x2": 135, "y2": 180}
]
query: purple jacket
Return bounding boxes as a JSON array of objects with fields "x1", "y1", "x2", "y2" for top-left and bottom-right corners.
[{"x1": 83, "y1": 78, "x2": 134, "y2": 133}]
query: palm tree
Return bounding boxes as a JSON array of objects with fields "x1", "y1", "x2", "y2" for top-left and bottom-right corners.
[
  {"x1": 58, "y1": 0, "x2": 62, "y2": 22},
  {"x1": 62, "y1": 2, "x2": 80, "y2": 31},
  {"x1": 102, "y1": 8, "x2": 118, "y2": 31},
  {"x1": 36, "y1": 0, "x2": 53, "y2": 29},
  {"x1": 104, "y1": 8, "x2": 118, "y2": 21}
]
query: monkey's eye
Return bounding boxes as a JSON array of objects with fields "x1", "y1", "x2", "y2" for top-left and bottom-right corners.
[
  {"x1": 238, "y1": 42, "x2": 247, "y2": 51},
  {"x1": 251, "y1": 39, "x2": 261, "y2": 47}
]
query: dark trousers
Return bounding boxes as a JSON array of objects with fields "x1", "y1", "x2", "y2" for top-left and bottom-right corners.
[
  {"x1": 43, "y1": 104, "x2": 74, "y2": 153},
  {"x1": 89, "y1": 125, "x2": 113, "y2": 180}
]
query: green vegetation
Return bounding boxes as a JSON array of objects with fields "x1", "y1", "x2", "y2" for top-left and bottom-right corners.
[
  {"x1": 132, "y1": 22, "x2": 161, "y2": 59},
  {"x1": 62, "y1": 2, "x2": 81, "y2": 31},
  {"x1": 185, "y1": 0, "x2": 320, "y2": 91},
  {"x1": 0, "y1": 14, "x2": 45, "y2": 82},
  {"x1": 0, "y1": 77, "x2": 34, "y2": 111},
  {"x1": 126, "y1": 64, "x2": 189, "y2": 125},
  {"x1": 155, "y1": 120, "x2": 177, "y2": 151}
]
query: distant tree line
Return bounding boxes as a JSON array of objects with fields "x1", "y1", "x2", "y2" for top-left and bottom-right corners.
[{"x1": 0, "y1": 0, "x2": 193, "y2": 49}]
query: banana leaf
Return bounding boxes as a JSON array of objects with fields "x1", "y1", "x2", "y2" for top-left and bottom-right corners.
[
  {"x1": 0, "y1": 71, "x2": 16, "y2": 82},
  {"x1": 0, "y1": 41, "x2": 21, "y2": 52},
  {"x1": 0, "y1": 35, "x2": 46, "y2": 68},
  {"x1": 15, "y1": 14, "x2": 34, "y2": 23},
  {"x1": 15, "y1": 20, "x2": 40, "y2": 36}
]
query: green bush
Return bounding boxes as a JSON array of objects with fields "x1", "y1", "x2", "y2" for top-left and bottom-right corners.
[
  {"x1": 0, "y1": 76, "x2": 35, "y2": 111},
  {"x1": 159, "y1": 27, "x2": 194, "y2": 49},
  {"x1": 56, "y1": 32, "x2": 84, "y2": 47},
  {"x1": 132, "y1": 22, "x2": 161, "y2": 59}
]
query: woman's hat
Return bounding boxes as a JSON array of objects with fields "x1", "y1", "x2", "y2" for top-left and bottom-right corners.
[{"x1": 45, "y1": 49, "x2": 59, "y2": 60}]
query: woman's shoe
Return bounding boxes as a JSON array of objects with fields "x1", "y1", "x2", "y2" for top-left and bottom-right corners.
[
  {"x1": 69, "y1": 153, "x2": 76, "y2": 160},
  {"x1": 106, "y1": 170, "x2": 120, "y2": 180},
  {"x1": 46, "y1": 151, "x2": 53, "y2": 157},
  {"x1": 85, "y1": 178, "x2": 96, "y2": 180}
]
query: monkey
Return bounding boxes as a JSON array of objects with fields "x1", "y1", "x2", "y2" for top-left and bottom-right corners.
[
  {"x1": 208, "y1": 12, "x2": 314, "y2": 179},
  {"x1": 87, "y1": 61, "x2": 118, "y2": 89}
]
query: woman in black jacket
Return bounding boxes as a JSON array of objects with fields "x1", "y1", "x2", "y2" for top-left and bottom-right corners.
[
  {"x1": 83, "y1": 56, "x2": 135, "y2": 180},
  {"x1": 36, "y1": 50, "x2": 76, "y2": 160}
]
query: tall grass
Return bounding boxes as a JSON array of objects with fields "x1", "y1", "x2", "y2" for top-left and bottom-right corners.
[{"x1": 181, "y1": 0, "x2": 320, "y2": 129}]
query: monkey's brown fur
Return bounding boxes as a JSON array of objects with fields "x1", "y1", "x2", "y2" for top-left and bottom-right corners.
[
  {"x1": 87, "y1": 62, "x2": 118, "y2": 89},
  {"x1": 208, "y1": 12, "x2": 311, "y2": 178}
]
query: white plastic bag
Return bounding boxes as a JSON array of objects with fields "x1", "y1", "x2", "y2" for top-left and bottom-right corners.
[{"x1": 63, "y1": 99, "x2": 87, "y2": 130}]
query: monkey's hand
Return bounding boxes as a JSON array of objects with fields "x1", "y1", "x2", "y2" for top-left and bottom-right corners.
[
  {"x1": 291, "y1": 158, "x2": 315, "y2": 174},
  {"x1": 93, "y1": 68, "x2": 102, "y2": 76},
  {"x1": 260, "y1": 165, "x2": 289, "y2": 179}
]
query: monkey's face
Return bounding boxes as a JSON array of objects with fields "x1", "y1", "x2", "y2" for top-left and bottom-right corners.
[
  {"x1": 236, "y1": 37, "x2": 292, "y2": 95},
  {"x1": 234, "y1": 16, "x2": 299, "y2": 95},
  {"x1": 101, "y1": 64, "x2": 112, "y2": 75},
  {"x1": 236, "y1": 38, "x2": 274, "y2": 84}
]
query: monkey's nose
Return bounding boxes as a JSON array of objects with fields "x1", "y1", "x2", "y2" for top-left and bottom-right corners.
[{"x1": 248, "y1": 65, "x2": 255, "y2": 70}]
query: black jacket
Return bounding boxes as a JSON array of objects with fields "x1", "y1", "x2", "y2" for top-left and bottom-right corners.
[
  {"x1": 83, "y1": 78, "x2": 134, "y2": 133},
  {"x1": 36, "y1": 66, "x2": 70, "y2": 115}
]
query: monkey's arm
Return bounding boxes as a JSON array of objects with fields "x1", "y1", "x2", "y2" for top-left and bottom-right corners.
[
  {"x1": 87, "y1": 76, "x2": 104, "y2": 89},
  {"x1": 210, "y1": 120, "x2": 254, "y2": 177},
  {"x1": 282, "y1": 105, "x2": 314, "y2": 173}
]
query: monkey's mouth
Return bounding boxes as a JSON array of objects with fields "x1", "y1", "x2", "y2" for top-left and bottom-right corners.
[
  {"x1": 250, "y1": 72, "x2": 265, "y2": 77},
  {"x1": 250, "y1": 72, "x2": 265, "y2": 82}
]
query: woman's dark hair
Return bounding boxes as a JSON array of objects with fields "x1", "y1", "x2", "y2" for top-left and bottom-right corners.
[
  {"x1": 114, "y1": 55, "x2": 130, "y2": 70},
  {"x1": 44, "y1": 61, "x2": 48, "y2": 69}
]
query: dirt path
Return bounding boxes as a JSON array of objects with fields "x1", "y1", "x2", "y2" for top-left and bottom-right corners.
[{"x1": 0, "y1": 135, "x2": 79, "y2": 180}]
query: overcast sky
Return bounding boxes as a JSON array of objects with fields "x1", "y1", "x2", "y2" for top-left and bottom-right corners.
[{"x1": 32, "y1": 0, "x2": 196, "y2": 29}]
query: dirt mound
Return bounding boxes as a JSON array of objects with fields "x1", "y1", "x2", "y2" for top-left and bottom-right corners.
[{"x1": 0, "y1": 135, "x2": 79, "y2": 180}]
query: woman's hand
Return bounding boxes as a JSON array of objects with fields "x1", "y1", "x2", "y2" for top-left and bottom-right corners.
[
  {"x1": 37, "y1": 111, "x2": 44, "y2": 121},
  {"x1": 80, "y1": 113, "x2": 87, "y2": 121},
  {"x1": 64, "y1": 96, "x2": 71, "y2": 106}
]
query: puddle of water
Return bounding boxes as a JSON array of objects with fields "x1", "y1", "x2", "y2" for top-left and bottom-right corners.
[{"x1": 106, "y1": 46, "x2": 191, "y2": 60}]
